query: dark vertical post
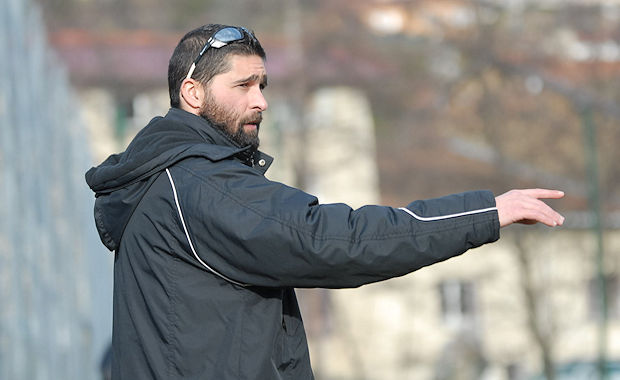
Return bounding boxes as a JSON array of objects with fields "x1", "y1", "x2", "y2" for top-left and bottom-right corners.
[{"x1": 581, "y1": 106, "x2": 607, "y2": 380}]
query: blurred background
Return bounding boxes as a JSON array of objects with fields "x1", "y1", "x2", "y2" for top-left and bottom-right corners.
[{"x1": 2, "y1": 0, "x2": 620, "y2": 379}]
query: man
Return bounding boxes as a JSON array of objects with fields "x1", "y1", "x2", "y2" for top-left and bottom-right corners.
[{"x1": 85, "y1": 24, "x2": 564, "y2": 379}]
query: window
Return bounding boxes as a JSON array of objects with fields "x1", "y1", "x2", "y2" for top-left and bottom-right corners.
[
  {"x1": 506, "y1": 362, "x2": 526, "y2": 380},
  {"x1": 439, "y1": 280, "x2": 476, "y2": 327},
  {"x1": 588, "y1": 274, "x2": 620, "y2": 320}
]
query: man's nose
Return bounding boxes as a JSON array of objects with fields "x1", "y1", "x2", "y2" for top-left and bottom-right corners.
[{"x1": 251, "y1": 87, "x2": 268, "y2": 112}]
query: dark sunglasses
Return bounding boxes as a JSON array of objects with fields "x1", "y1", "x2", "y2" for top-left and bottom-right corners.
[{"x1": 186, "y1": 26, "x2": 255, "y2": 80}]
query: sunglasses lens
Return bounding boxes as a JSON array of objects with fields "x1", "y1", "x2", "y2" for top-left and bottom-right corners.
[
  {"x1": 187, "y1": 27, "x2": 249, "y2": 79},
  {"x1": 213, "y1": 27, "x2": 244, "y2": 43}
]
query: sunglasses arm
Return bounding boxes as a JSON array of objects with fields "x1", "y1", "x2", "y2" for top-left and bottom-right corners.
[{"x1": 186, "y1": 63, "x2": 198, "y2": 80}]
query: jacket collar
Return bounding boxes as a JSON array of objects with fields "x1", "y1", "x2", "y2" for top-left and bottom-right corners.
[{"x1": 164, "y1": 108, "x2": 273, "y2": 174}]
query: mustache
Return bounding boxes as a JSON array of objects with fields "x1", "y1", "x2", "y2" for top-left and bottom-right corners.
[{"x1": 240, "y1": 112, "x2": 263, "y2": 126}]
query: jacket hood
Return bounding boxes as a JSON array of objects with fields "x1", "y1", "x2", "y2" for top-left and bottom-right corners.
[{"x1": 85, "y1": 108, "x2": 263, "y2": 251}]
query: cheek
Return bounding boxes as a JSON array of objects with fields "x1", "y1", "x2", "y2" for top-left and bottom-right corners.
[{"x1": 216, "y1": 93, "x2": 246, "y2": 114}]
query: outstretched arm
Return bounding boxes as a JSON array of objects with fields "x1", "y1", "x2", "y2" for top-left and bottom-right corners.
[{"x1": 495, "y1": 189, "x2": 565, "y2": 227}]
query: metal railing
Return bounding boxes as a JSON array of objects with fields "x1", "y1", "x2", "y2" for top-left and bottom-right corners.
[{"x1": 0, "y1": 0, "x2": 113, "y2": 379}]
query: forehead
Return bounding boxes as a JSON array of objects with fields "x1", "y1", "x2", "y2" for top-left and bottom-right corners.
[{"x1": 221, "y1": 54, "x2": 267, "y2": 79}]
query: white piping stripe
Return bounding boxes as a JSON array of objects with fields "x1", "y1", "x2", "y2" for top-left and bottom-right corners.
[
  {"x1": 398, "y1": 206, "x2": 497, "y2": 222},
  {"x1": 166, "y1": 168, "x2": 248, "y2": 287}
]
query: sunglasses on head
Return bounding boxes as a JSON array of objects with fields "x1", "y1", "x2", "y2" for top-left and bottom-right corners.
[{"x1": 186, "y1": 26, "x2": 255, "y2": 80}]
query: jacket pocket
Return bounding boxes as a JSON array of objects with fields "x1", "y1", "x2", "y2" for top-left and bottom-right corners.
[{"x1": 276, "y1": 288, "x2": 307, "y2": 372}]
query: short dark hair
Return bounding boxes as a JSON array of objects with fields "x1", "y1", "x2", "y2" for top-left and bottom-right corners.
[{"x1": 168, "y1": 24, "x2": 266, "y2": 108}]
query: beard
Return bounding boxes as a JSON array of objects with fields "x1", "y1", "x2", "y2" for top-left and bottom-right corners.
[{"x1": 199, "y1": 91, "x2": 261, "y2": 151}]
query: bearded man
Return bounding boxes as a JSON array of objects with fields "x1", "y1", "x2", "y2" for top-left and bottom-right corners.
[{"x1": 85, "y1": 24, "x2": 564, "y2": 380}]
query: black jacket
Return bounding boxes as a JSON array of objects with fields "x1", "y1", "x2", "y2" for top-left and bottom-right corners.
[{"x1": 85, "y1": 108, "x2": 500, "y2": 379}]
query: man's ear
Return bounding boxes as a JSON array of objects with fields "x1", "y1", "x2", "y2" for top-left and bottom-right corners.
[{"x1": 179, "y1": 78, "x2": 205, "y2": 114}]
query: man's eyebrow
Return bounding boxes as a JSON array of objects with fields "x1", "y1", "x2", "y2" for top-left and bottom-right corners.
[{"x1": 233, "y1": 74, "x2": 268, "y2": 86}]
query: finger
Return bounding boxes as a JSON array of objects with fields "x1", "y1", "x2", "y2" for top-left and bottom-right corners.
[
  {"x1": 533, "y1": 211, "x2": 564, "y2": 227},
  {"x1": 519, "y1": 212, "x2": 558, "y2": 227},
  {"x1": 520, "y1": 188, "x2": 565, "y2": 200},
  {"x1": 523, "y1": 199, "x2": 565, "y2": 226},
  {"x1": 535, "y1": 197, "x2": 565, "y2": 226}
]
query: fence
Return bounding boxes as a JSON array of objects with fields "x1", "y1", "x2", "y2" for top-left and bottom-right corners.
[{"x1": 0, "y1": 0, "x2": 113, "y2": 379}]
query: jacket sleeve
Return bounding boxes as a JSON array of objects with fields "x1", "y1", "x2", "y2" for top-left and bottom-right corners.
[{"x1": 170, "y1": 161, "x2": 500, "y2": 288}]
